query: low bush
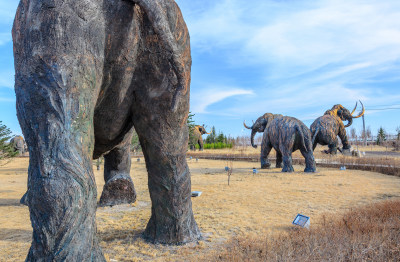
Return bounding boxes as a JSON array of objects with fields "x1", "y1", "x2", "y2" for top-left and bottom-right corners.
[{"x1": 204, "y1": 143, "x2": 233, "y2": 150}]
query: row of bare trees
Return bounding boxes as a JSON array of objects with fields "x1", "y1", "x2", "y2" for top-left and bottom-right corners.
[{"x1": 349, "y1": 126, "x2": 400, "y2": 150}]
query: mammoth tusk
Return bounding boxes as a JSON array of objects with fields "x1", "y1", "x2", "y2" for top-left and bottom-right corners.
[
  {"x1": 350, "y1": 101, "x2": 358, "y2": 115},
  {"x1": 352, "y1": 100, "x2": 365, "y2": 119},
  {"x1": 243, "y1": 121, "x2": 252, "y2": 129}
]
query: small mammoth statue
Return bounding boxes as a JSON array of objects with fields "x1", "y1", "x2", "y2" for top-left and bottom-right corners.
[{"x1": 190, "y1": 125, "x2": 210, "y2": 151}]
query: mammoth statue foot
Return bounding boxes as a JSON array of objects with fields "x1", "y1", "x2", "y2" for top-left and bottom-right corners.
[
  {"x1": 304, "y1": 166, "x2": 316, "y2": 173},
  {"x1": 341, "y1": 148, "x2": 352, "y2": 156},
  {"x1": 99, "y1": 176, "x2": 136, "y2": 207},
  {"x1": 281, "y1": 165, "x2": 295, "y2": 173},
  {"x1": 261, "y1": 159, "x2": 271, "y2": 169}
]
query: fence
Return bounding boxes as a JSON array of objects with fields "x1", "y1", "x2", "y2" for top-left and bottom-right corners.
[{"x1": 186, "y1": 153, "x2": 400, "y2": 177}]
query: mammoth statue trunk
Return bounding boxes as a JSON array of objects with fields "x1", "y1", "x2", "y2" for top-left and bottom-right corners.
[
  {"x1": 251, "y1": 129, "x2": 257, "y2": 148},
  {"x1": 13, "y1": 0, "x2": 199, "y2": 260},
  {"x1": 243, "y1": 120, "x2": 257, "y2": 148},
  {"x1": 344, "y1": 117, "x2": 353, "y2": 128}
]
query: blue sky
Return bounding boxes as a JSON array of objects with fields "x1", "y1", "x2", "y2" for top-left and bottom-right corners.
[{"x1": 1, "y1": 0, "x2": 400, "y2": 138}]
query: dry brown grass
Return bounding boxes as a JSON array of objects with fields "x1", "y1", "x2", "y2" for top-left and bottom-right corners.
[
  {"x1": 209, "y1": 200, "x2": 400, "y2": 262},
  {"x1": 1, "y1": 157, "x2": 400, "y2": 261}
]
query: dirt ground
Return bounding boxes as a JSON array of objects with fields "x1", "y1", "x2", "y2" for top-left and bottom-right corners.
[{"x1": 1, "y1": 157, "x2": 400, "y2": 261}]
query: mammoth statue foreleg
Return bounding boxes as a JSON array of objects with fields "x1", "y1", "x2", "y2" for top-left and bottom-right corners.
[{"x1": 260, "y1": 131, "x2": 272, "y2": 169}]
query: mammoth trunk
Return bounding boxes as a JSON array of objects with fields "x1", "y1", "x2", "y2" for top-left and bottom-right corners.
[
  {"x1": 345, "y1": 118, "x2": 353, "y2": 128},
  {"x1": 251, "y1": 129, "x2": 257, "y2": 148}
]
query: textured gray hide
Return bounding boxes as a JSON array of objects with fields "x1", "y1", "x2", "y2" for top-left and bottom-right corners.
[{"x1": 13, "y1": 0, "x2": 200, "y2": 260}]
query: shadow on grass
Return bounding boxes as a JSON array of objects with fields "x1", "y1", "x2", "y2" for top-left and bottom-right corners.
[
  {"x1": 0, "y1": 168, "x2": 28, "y2": 174},
  {"x1": 0, "y1": 198, "x2": 23, "y2": 207},
  {"x1": 0, "y1": 228, "x2": 31, "y2": 242},
  {"x1": 98, "y1": 229, "x2": 144, "y2": 243}
]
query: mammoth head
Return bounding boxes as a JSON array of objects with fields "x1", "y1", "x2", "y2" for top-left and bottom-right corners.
[
  {"x1": 196, "y1": 125, "x2": 210, "y2": 135},
  {"x1": 327, "y1": 101, "x2": 365, "y2": 128},
  {"x1": 336, "y1": 101, "x2": 365, "y2": 127},
  {"x1": 243, "y1": 113, "x2": 277, "y2": 148}
]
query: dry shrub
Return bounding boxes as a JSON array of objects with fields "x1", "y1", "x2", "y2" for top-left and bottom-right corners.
[{"x1": 210, "y1": 200, "x2": 400, "y2": 262}]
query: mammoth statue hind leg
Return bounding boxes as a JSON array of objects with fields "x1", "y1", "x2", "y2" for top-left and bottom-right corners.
[
  {"x1": 132, "y1": 104, "x2": 201, "y2": 244},
  {"x1": 128, "y1": 0, "x2": 200, "y2": 244},
  {"x1": 276, "y1": 151, "x2": 283, "y2": 168},
  {"x1": 300, "y1": 149, "x2": 316, "y2": 173},
  {"x1": 16, "y1": 57, "x2": 105, "y2": 260},
  {"x1": 327, "y1": 137, "x2": 339, "y2": 155},
  {"x1": 13, "y1": 0, "x2": 106, "y2": 260},
  {"x1": 279, "y1": 143, "x2": 295, "y2": 173},
  {"x1": 99, "y1": 130, "x2": 137, "y2": 207}
]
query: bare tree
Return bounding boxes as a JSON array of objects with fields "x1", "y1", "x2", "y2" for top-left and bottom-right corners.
[
  {"x1": 366, "y1": 126, "x2": 372, "y2": 141},
  {"x1": 350, "y1": 128, "x2": 357, "y2": 146}
]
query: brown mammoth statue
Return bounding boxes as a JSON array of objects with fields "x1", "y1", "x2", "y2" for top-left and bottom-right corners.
[
  {"x1": 190, "y1": 125, "x2": 210, "y2": 151},
  {"x1": 13, "y1": 0, "x2": 200, "y2": 260},
  {"x1": 310, "y1": 101, "x2": 365, "y2": 155}
]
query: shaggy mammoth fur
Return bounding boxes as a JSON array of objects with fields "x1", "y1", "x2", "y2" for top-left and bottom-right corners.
[
  {"x1": 13, "y1": 0, "x2": 200, "y2": 260},
  {"x1": 245, "y1": 114, "x2": 316, "y2": 172},
  {"x1": 311, "y1": 102, "x2": 365, "y2": 155}
]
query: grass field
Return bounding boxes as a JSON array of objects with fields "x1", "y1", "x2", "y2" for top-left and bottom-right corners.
[{"x1": 1, "y1": 156, "x2": 400, "y2": 261}]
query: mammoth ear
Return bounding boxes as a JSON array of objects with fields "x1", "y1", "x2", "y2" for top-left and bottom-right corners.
[
  {"x1": 260, "y1": 118, "x2": 268, "y2": 130},
  {"x1": 337, "y1": 109, "x2": 343, "y2": 116}
]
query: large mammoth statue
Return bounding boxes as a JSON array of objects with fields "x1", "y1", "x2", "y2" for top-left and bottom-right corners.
[
  {"x1": 13, "y1": 0, "x2": 200, "y2": 260},
  {"x1": 191, "y1": 125, "x2": 210, "y2": 151},
  {"x1": 10, "y1": 135, "x2": 27, "y2": 155},
  {"x1": 244, "y1": 114, "x2": 316, "y2": 172},
  {"x1": 310, "y1": 102, "x2": 365, "y2": 155}
]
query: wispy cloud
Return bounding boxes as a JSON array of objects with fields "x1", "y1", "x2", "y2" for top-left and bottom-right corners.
[
  {"x1": 185, "y1": 0, "x2": 400, "y2": 72},
  {"x1": 191, "y1": 87, "x2": 254, "y2": 113},
  {"x1": 180, "y1": 0, "x2": 400, "y2": 134}
]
